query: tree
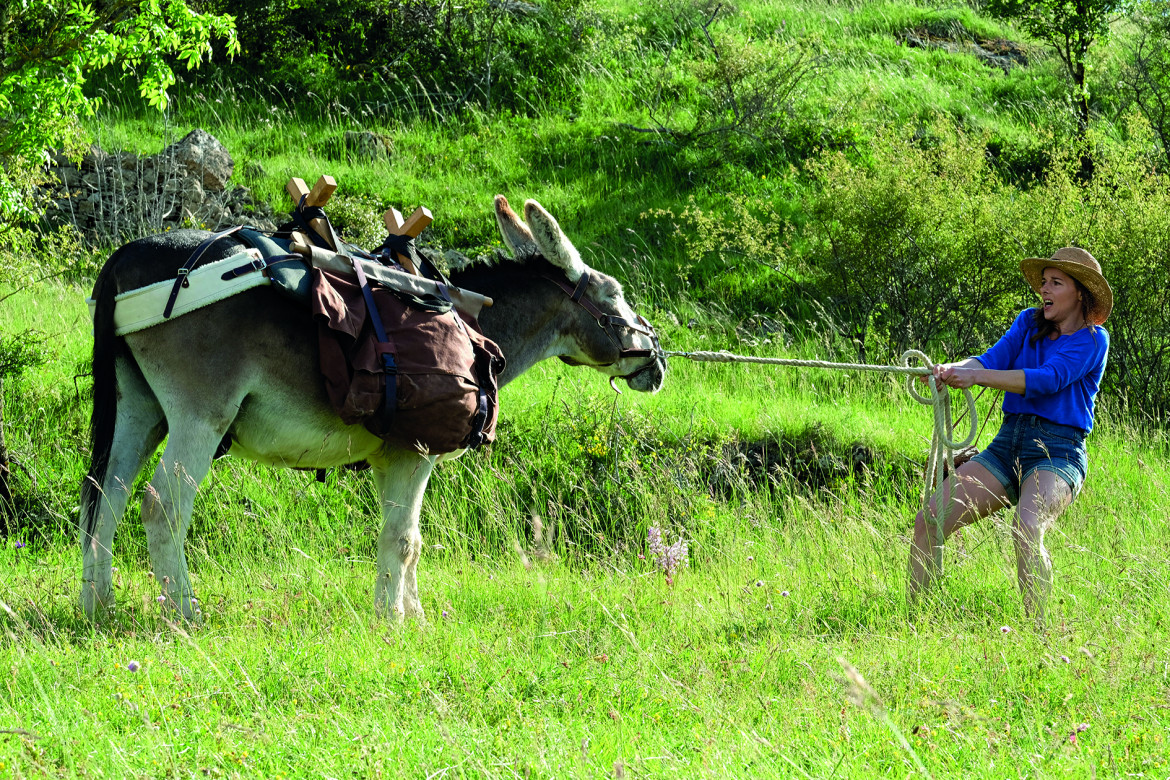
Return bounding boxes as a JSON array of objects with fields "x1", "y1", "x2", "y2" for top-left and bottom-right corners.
[
  {"x1": 1122, "y1": 1, "x2": 1170, "y2": 170},
  {"x1": 984, "y1": 0, "x2": 1125, "y2": 137},
  {"x1": 0, "y1": 0, "x2": 237, "y2": 524},
  {"x1": 1, "y1": 0, "x2": 238, "y2": 217}
]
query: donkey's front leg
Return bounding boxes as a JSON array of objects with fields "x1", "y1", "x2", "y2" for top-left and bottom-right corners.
[
  {"x1": 373, "y1": 450, "x2": 436, "y2": 621},
  {"x1": 141, "y1": 425, "x2": 220, "y2": 621}
]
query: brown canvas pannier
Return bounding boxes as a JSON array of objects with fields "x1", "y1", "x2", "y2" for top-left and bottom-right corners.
[{"x1": 310, "y1": 266, "x2": 505, "y2": 454}]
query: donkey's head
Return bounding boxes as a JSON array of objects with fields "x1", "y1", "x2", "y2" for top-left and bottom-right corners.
[{"x1": 493, "y1": 195, "x2": 666, "y2": 394}]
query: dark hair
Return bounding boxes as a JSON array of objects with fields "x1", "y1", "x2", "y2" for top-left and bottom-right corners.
[{"x1": 1030, "y1": 277, "x2": 1098, "y2": 343}]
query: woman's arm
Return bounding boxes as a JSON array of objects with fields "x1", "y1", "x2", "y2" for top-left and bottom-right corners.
[{"x1": 931, "y1": 359, "x2": 1026, "y2": 394}]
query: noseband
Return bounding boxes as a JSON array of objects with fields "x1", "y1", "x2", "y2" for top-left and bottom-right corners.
[{"x1": 543, "y1": 272, "x2": 662, "y2": 367}]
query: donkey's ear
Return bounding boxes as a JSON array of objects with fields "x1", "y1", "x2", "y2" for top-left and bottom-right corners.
[
  {"x1": 494, "y1": 195, "x2": 538, "y2": 259},
  {"x1": 524, "y1": 199, "x2": 587, "y2": 282}
]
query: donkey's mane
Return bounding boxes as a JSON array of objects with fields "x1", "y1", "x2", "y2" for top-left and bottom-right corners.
[{"x1": 444, "y1": 249, "x2": 572, "y2": 284}]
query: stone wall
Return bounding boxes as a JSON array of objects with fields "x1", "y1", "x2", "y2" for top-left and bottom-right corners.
[{"x1": 39, "y1": 129, "x2": 278, "y2": 244}]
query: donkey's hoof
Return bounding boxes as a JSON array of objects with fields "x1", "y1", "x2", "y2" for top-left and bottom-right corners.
[
  {"x1": 79, "y1": 582, "x2": 114, "y2": 620},
  {"x1": 404, "y1": 601, "x2": 428, "y2": 625}
]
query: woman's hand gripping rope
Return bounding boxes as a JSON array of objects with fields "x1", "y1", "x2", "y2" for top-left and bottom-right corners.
[{"x1": 662, "y1": 348, "x2": 979, "y2": 576}]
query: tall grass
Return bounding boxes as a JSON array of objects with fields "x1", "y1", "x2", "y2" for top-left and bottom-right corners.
[{"x1": 3, "y1": 272, "x2": 1168, "y2": 775}]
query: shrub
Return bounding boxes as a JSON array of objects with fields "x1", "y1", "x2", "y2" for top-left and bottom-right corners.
[
  {"x1": 801, "y1": 126, "x2": 1025, "y2": 362},
  {"x1": 208, "y1": 0, "x2": 592, "y2": 114}
]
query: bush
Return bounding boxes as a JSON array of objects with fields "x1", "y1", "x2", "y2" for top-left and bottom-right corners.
[
  {"x1": 651, "y1": 119, "x2": 1170, "y2": 420},
  {"x1": 208, "y1": 0, "x2": 592, "y2": 114},
  {"x1": 801, "y1": 127, "x2": 1025, "y2": 362}
]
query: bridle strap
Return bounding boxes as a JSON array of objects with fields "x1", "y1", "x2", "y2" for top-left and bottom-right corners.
[{"x1": 542, "y1": 272, "x2": 661, "y2": 363}]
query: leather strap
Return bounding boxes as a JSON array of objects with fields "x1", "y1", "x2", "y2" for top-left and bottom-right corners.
[
  {"x1": 542, "y1": 272, "x2": 660, "y2": 360},
  {"x1": 219, "y1": 254, "x2": 302, "y2": 280},
  {"x1": 351, "y1": 258, "x2": 398, "y2": 431},
  {"x1": 164, "y1": 225, "x2": 245, "y2": 319}
]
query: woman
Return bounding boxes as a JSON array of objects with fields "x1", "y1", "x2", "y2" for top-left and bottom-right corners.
[{"x1": 908, "y1": 247, "x2": 1111, "y2": 623}]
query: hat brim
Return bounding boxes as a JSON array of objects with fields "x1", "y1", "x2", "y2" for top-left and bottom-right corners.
[{"x1": 1019, "y1": 257, "x2": 1113, "y2": 325}]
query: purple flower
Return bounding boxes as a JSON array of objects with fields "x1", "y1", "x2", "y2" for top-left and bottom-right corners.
[
  {"x1": 1060, "y1": 655, "x2": 1070, "y2": 664},
  {"x1": 441, "y1": 610, "x2": 449, "y2": 619},
  {"x1": 1000, "y1": 626, "x2": 1012, "y2": 634},
  {"x1": 156, "y1": 595, "x2": 166, "y2": 603},
  {"x1": 646, "y1": 526, "x2": 689, "y2": 580},
  {"x1": 14, "y1": 541, "x2": 25, "y2": 549},
  {"x1": 781, "y1": 590, "x2": 790, "y2": 598},
  {"x1": 127, "y1": 661, "x2": 140, "y2": 672},
  {"x1": 755, "y1": 580, "x2": 763, "y2": 587}
]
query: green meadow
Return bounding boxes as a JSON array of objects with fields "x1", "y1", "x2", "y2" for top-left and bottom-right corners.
[{"x1": 3, "y1": 0, "x2": 1170, "y2": 777}]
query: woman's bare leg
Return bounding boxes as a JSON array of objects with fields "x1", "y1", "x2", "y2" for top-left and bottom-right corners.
[
  {"x1": 1014, "y1": 470, "x2": 1072, "y2": 625},
  {"x1": 908, "y1": 461, "x2": 1012, "y2": 602}
]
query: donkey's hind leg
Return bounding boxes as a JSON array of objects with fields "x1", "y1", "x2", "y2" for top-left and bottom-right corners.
[
  {"x1": 373, "y1": 449, "x2": 437, "y2": 622},
  {"x1": 141, "y1": 419, "x2": 227, "y2": 620},
  {"x1": 80, "y1": 365, "x2": 165, "y2": 618}
]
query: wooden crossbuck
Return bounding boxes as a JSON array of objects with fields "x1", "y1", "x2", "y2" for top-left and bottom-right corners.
[
  {"x1": 286, "y1": 175, "x2": 338, "y2": 250},
  {"x1": 382, "y1": 205, "x2": 432, "y2": 275},
  {"x1": 285, "y1": 174, "x2": 433, "y2": 276}
]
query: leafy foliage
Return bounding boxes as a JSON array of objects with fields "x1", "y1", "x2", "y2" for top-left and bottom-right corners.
[
  {"x1": 0, "y1": 0, "x2": 238, "y2": 222},
  {"x1": 1121, "y1": 0, "x2": 1170, "y2": 169},
  {"x1": 209, "y1": 0, "x2": 590, "y2": 113},
  {"x1": 983, "y1": 0, "x2": 1125, "y2": 131}
]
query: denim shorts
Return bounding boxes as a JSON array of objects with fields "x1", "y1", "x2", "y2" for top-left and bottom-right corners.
[{"x1": 970, "y1": 413, "x2": 1088, "y2": 504}]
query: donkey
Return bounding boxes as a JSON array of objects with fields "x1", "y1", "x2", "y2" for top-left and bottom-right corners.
[{"x1": 80, "y1": 196, "x2": 666, "y2": 621}]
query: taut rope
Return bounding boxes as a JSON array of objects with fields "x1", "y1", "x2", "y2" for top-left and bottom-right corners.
[{"x1": 662, "y1": 348, "x2": 978, "y2": 572}]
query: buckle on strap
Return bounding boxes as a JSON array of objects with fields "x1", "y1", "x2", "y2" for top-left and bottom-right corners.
[{"x1": 220, "y1": 255, "x2": 269, "y2": 280}]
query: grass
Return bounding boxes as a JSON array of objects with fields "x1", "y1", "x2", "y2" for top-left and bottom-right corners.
[{"x1": 2, "y1": 277, "x2": 1169, "y2": 777}]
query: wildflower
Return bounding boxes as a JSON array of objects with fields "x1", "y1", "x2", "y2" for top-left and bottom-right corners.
[
  {"x1": 755, "y1": 580, "x2": 763, "y2": 587},
  {"x1": 1060, "y1": 655, "x2": 1070, "y2": 664},
  {"x1": 781, "y1": 590, "x2": 790, "y2": 597},
  {"x1": 127, "y1": 661, "x2": 140, "y2": 672},
  {"x1": 14, "y1": 541, "x2": 25, "y2": 549},
  {"x1": 156, "y1": 595, "x2": 166, "y2": 603},
  {"x1": 1000, "y1": 626, "x2": 1012, "y2": 634},
  {"x1": 747, "y1": 556, "x2": 754, "y2": 562},
  {"x1": 442, "y1": 610, "x2": 449, "y2": 619},
  {"x1": 646, "y1": 526, "x2": 689, "y2": 583}
]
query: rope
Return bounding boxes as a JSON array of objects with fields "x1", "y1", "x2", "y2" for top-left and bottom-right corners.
[{"x1": 662, "y1": 348, "x2": 978, "y2": 573}]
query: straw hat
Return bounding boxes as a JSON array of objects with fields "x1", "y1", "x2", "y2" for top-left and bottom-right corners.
[{"x1": 1019, "y1": 247, "x2": 1113, "y2": 325}]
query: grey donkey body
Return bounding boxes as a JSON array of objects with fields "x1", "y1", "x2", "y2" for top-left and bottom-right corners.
[{"x1": 80, "y1": 196, "x2": 666, "y2": 621}]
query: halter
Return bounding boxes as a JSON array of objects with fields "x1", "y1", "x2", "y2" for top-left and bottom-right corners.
[{"x1": 542, "y1": 271, "x2": 663, "y2": 386}]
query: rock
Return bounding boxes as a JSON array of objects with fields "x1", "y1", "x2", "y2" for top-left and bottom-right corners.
[{"x1": 160, "y1": 129, "x2": 234, "y2": 191}]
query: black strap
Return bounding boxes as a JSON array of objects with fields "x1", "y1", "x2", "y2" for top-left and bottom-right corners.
[
  {"x1": 351, "y1": 257, "x2": 398, "y2": 431},
  {"x1": 220, "y1": 254, "x2": 302, "y2": 280},
  {"x1": 164, "y1": 225, "x2": 245, "y2": 318},
  {"x1": 291, "y1": 196, "x2": 340, "y2": 252},
  {"x1": 445, "y1": 310, "x2": 492, "y2": 449},
  {"x1": 375, "y1": 233, "x2": 452, "y2": 301},
  {"x1": 570, "y1": 272, "x2": 590, "y2": 302}
]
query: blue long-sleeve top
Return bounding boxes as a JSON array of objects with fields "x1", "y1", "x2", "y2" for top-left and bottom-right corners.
[{"x1": 972, "y1": 308, "x2": 1109, "y2": 432}]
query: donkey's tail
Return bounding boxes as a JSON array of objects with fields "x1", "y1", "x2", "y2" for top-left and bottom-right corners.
[{"x1": 80, "y1": 247, "x2": 127, "y2": 543}]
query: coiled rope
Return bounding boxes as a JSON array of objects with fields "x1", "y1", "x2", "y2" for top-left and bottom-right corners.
[{"x1": 662, "y1": 348, "x2": 978, "y2": 571}]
